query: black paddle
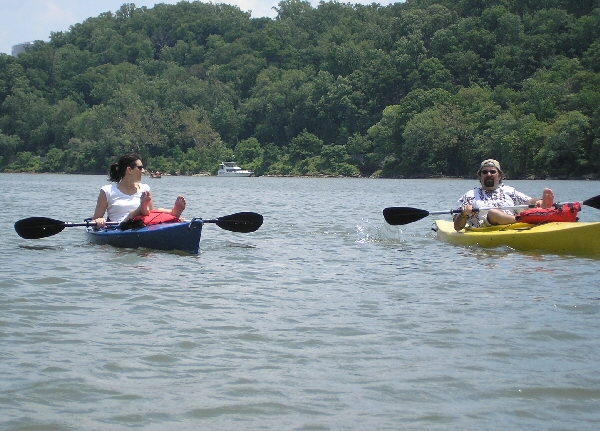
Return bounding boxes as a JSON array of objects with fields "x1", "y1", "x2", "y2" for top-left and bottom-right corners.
[
  {"x1": 203, "y1": 212, "x2": 263, "y2": 233},
  {"x1": 15, "y1": 212, "x2": 263, "y2": 239},
  {"x1": 383, "y1": 194, "x2": 600, "y2": 226},
  {"x1": 14, "y1": 217, "x2": 118, "y2": 239}
]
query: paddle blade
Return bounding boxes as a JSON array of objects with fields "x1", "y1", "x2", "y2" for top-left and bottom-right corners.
[
  {"x1": 214, "y1": 212, "x2": 263, "y2": 233},
  {"x1": 383, "y1": 207, "x2": 430, "y2": 225},
  {"x1": 583, "y1": 194, "x2": 600, "y2": 210},
  {"x1": 14, "y1": 217, "x2": 66, "y2": 239}
]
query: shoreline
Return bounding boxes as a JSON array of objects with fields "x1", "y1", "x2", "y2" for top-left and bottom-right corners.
[{"x1": 1, "y1": 171, "x2": 598, "y2": 180}]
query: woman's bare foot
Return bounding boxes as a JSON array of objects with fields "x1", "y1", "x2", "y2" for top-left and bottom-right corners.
[
  {"x1": 541, "y1": 188, "x2": 555, "y2": 208},
  {"x1": 140, "y1": 191, "x2": 152, "y2": 216},
  {"x1": 171, "y1": 195, "x2": 186, "y2": 218}
]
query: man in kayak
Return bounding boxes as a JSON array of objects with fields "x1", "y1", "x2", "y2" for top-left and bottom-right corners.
[{"x1": 453, "y1": 159, "x2": 554, "y2": 231}]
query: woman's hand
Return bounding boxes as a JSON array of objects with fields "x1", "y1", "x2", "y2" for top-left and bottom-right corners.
[{"x1": 93, "y1": 218, "x2": 107, "y2": 228}]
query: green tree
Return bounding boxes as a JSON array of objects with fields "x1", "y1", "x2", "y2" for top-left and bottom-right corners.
[
  {"x1": 0, "y1": 132, "x2": 22, "y2": 167},
  {"x1": 1, "y1": 89, "x2": 52, "y2": 152},
  {"x1": 5, "y1": 151, "x2": 42, "y2": 172},
  {"x1": 288, "y1": 130, "x2": 323, "y2": 164},
  {"x1": 235, "y1": 137, "x2": 263, "y2": 167},
  {"x1": 211, "y1": 100, "x2": 242, "y2": 147},
  {"x1": 43, "y1": 148, "x2": 67, "y2": 172},
  {"x1": 402, "y1": 103, "x2": 473, "y2": 177},
  {"x1": 536, "y1": 110, "x2": 591, "y2": 177},
  {"x1": 171, "y1": 107, "x2": 232, "y2": 172}
]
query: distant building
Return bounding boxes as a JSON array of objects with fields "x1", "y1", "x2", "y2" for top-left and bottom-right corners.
[{"x1": 12, "y1": 41, "x2": 36, "y2": 56}]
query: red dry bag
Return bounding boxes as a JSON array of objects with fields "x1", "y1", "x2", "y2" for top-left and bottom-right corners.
[
  {"x1": 515, "y1": 202, "x2": 580, "y2": 224},
  {"x1": 120, "y1": 210, "x2": 180, "y2": 230},
  {"x1": 133, "y1": 210, "x2": 180, "y2": 226}
]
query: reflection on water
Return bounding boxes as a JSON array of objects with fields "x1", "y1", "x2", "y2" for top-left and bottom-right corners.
[{"x1": 18, "y1": 244, "x2": 65, "y2": 251}]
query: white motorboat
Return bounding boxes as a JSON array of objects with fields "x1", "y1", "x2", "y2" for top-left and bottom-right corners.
[{"x1": 217, "y1": 162, "x2": 254, "y2": 177}]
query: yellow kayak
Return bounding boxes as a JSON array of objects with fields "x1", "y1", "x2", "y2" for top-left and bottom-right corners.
[{"x1": 434, "y1": 220, "x2": 600, "y2": 255}]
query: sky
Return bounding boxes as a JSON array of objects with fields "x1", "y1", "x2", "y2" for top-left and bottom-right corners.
[{"x1": 1, "y1": 0, "x2": 400, "y2": 56}]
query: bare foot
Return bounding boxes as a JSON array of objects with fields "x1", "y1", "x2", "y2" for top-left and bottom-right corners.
[
  {"x1": 541, "y1": 188, "x2": 554, "y2": 208},
  {"x1": 140, "y1": 191, "x2": 152, "y2": 216},
  {"x1": 171, "y1": 195, "x2": 186, "y2": 218}
]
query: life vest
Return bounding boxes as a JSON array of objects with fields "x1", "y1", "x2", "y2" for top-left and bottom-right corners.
[
  {"x1": 515, "y1": 202, "x2": 580, "y2": 224},
  {"x1": 120, "y1": 210, "x2": 180, "y2": 230}
]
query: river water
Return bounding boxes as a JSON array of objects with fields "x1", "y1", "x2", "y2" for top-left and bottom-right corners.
[{"x1": 1, "y1": 173, "x2": 599, "y2": 430}]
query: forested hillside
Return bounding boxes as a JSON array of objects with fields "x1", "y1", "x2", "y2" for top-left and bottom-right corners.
[{"x1": 1, "y1": 0, "x2": 600, "y2": 178}]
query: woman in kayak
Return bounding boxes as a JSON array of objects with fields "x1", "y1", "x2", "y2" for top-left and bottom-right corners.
[
  {"x1": 92, "y1": 153, "x2": 186, "y2": 228},
  {"x1": 453, "y1": 159, "x2": 554, "y2": 231}
]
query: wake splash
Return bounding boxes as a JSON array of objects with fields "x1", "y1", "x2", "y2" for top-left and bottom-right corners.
[{"x1": 355, "y1": 218, "x2": 406, "y2": 244}]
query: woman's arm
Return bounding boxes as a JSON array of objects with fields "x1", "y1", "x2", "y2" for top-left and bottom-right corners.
[
  {"x1": 142, "y1": 184, "x2": 155, "y2": 211},
  {"x1": 125, "y1": 190, "x2": 154, "y2": 220},
  {"x1": 92, "y1": 190, "x2": 109, "y2": 228}
]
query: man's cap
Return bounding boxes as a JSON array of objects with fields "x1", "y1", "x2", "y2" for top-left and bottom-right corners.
[{"x1": 477, "y1": 159, "x2": 502, "y2": 175}]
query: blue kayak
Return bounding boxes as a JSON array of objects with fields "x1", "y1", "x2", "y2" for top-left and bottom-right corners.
[{"x1": 86, "y1": 219, "x2": 204, "y2": 253}]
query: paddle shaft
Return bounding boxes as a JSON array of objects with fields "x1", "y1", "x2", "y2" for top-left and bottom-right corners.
[
  {"x1": 428, "y1": 205, "x2": 530, "y2": 216},
  {"x1": 67, "y1": 221, "x2": 120, "y2": 228},
  {"x1": 385, "y1": 204, "x2": 536, "y2": 226},
  {"x1": 383, "y1": 195, "x2": 600, "y2": 226},
  {"x1": 15, "y1": 211, "x2": 263, "y2": 239},
  {"x1": 431, "y1": 199, "x2": 597, "y2": 216}
]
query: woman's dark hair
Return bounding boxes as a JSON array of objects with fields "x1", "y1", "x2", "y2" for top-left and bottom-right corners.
[{"x1": 108, "y1": 153, "x2": 141, "y2": 182}]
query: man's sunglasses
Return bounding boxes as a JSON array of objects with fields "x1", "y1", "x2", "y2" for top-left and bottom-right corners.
[{"x1": 481, "y1": 169, "x2": 497, "y2": 175}]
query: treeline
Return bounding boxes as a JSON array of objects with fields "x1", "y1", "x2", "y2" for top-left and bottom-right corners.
[{"x1": 1, "y1": 0, "x2": 600, "y2": 178}]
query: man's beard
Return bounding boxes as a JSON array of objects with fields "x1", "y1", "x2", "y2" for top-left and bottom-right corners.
[{"x1": 483, "y1": 177, "x2": 496, "y2": 188}]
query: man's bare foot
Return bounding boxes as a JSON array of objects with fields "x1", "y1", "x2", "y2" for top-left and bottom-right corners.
[
  {"x1": 140, "y1": 191, "x2": 152, "y2": 216},
  {"x1": 171, "y1": 195, "x2": 186, "y2": 218},
  {"x1": 541, "y1": 188, "x2": 554, "y2": 208}
]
